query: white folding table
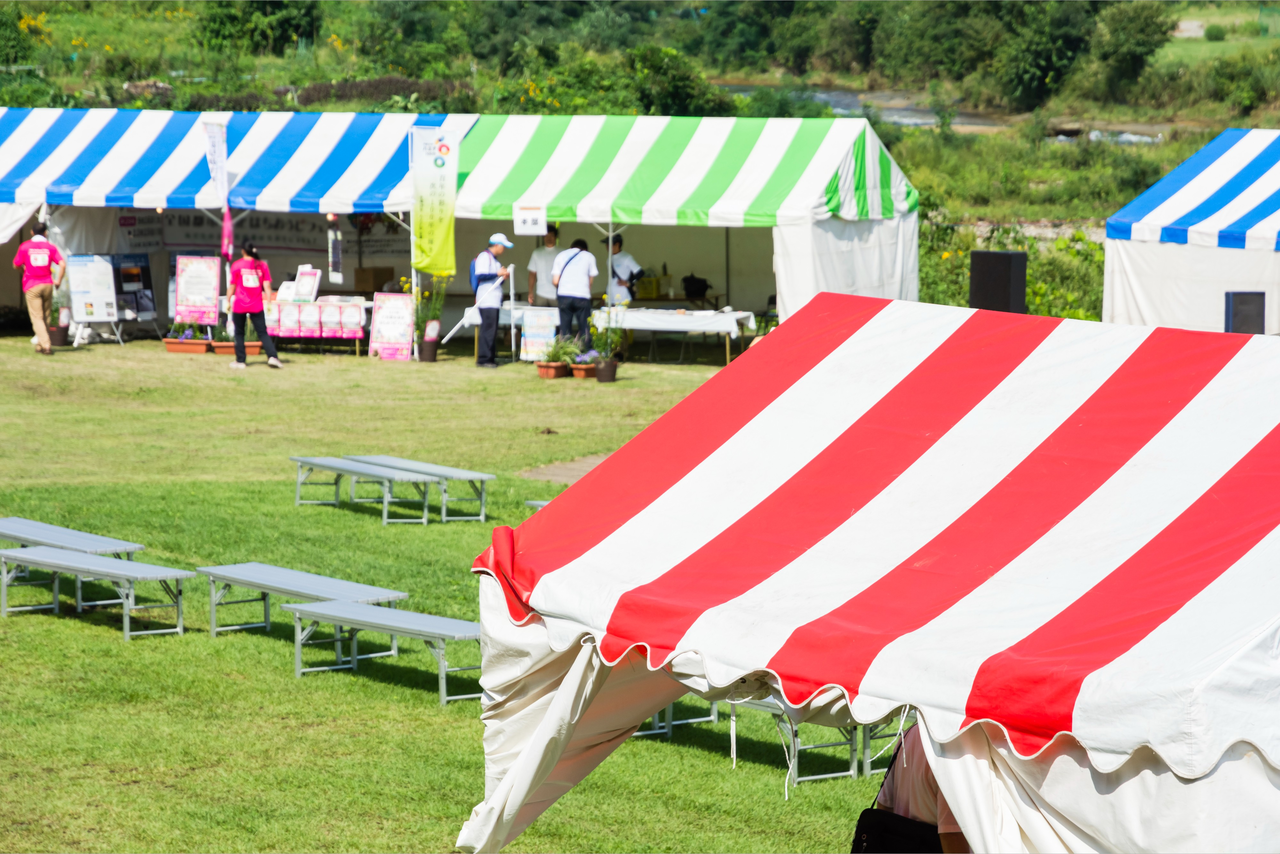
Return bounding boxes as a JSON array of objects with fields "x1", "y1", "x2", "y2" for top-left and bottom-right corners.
[
  {"x1": 290, "y1": 456, "x2": 439, "y2": 525},
  {"x1": 591, "y1": 307, "x2": 757, "y2": 365},
  {"x1": 0, "y1": 517, "x2": 146, "y2": 612},
  {"x1": 0, "y1": 546, "x2": 196, "y2": 640},
  {"x1": 345, "y1": 455, "x2": 495, "y2": 522},
  {"x1": 198, "y1": 562, "x2": 407, "y2": 640},
  {"x1": 281, "y1": 599, "x2": 482, "y2": 705}
]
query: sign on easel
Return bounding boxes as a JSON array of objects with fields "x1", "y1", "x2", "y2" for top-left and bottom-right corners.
[
  {"x1": 174, "y1": 255, "x2": 220, "y2": 325},
  {"x1": 369, "y1": 292, "x2": 414, "y2": 360},
  {"x1": 67, "y1": 255, "x2": 118, "y2": 323}
]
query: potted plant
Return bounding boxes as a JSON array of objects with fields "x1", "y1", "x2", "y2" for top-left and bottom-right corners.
[
  {"x1": 47, "y1": 291, "x2": 68, "y2": 347},
  {"x1": 571, "y1": 350, "x2": 598, "y2": 379},
  {"x1": 243, "y1": 318, "x2": 263, "y2": 356},
  {"x1": 593, "y1": 316, "x2": 623, "y2": 383},
  {"x1": 417, "y1": 276, "x2": 447, "y2": 362},
  {"x1": 163, "y1": 323, "x2": 210, "y2": 354},
  {"x1": 210, "y1": 324, "x2": 236, "y2": 355},
  {"x1": 536, "y1": 336, "x2": 578, "y2": 379}
]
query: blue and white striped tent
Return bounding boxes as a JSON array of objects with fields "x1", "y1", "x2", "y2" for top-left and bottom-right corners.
[
  {"x1": 1108, "y1": 128, "x2": 1280, "y2": 250},
  {"x1": 1104, "y1": 128, "x2": 1280, "y2": 334},
  {"x1": 0, "y1": 108, "x2": 476, "y2": 212}
]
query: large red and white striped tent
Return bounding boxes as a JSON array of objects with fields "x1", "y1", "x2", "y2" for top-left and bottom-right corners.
[{"x1": 461, "y1": 294, "x2": 1280, "y2": 852}]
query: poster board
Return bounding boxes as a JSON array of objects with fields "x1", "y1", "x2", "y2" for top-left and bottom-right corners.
[
  {"x1": 265, "y1": 301, "x2": 280, "y2": 336},
  {"x1": 521, "y1": 307, "x2": 559, "y2": 361},
  {"x1": 68, "y1": 254, "x2": 118, "y2": 323},
  {"x1": 298, "y1": 302, "x2": 322, "y2": 338},
  {"x1": 277, "y1": 303, "x2": 301, "y2": 338},
  {"x1": 340, "y1": 303, "x2": 365, "y2": 339},
  {"x1": 294, "y1": 268, "x2": 321, "y2": 302},
  {"x1": 369, "y1": 292, "x2": 414, "y2": 360},
  {"x1": 175, "y1": 255, "x2": 220, "y2": 325},
  {"x1": 320, "y1": 303, "x2": 343, "y2": 338}
]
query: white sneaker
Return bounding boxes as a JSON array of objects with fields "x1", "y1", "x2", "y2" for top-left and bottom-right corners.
[
  {"x1": 229, "y1": 361, "x2": 246, "y2": 370},
  {"x1": 267, "y1": 356, "x2": 282, "y2": 369}
]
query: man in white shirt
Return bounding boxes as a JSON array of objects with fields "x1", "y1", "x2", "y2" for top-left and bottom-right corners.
[
  {"x1": 875, "y1": 725, "x2": 969, "y2": 853},
  {"x1": 601, "y1": 233, "x2": 642, "y2": 306},
  {"x1": 473, "y1": 233, "x2": 512, "y2": 368},
  {"x1": 526, "y1": 224, "x2": 559, "y2": 307},
  {"x1": 551, "y1": 238, "x2": 598, "y2": 349}
]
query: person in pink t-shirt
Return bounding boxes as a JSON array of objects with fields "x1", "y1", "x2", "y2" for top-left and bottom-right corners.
[
  {"x1": 13, "y1": 222, "x2": 65, "y2": 355},
  {"x1": 225, "y1": 240, "x2": 281, "y2": 369}
]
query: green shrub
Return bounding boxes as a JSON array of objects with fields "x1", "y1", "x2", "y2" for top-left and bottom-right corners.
[{"x1": 1205, "y1": 24, "x2": 1227, "y2": 42}]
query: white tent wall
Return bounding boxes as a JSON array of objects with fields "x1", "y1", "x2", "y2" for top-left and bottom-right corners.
[
  {"x1": 1103, "y1": 238, "x2": 1280, "y2": 334},
  {"x1": 925, "y1": 720, "x2": 1280, "y2": 853},
  {"x1": 773, "y1": 211, "x2": 920, "y2": 322},
  {"x1": 0, "y1": 219, "x2": 30, "y2": 309}
]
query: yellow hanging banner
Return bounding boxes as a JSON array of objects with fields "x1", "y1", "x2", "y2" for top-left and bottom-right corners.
[{"x1": 410, "y1": 126, "x2": 459, "y2": 277}]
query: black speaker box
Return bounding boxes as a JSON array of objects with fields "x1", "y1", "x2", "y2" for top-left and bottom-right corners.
[
  {"x1": 1225, "y1": 292, "x2": 1265, "y2": 334},
  {"x1": 968, "y1": 250, "x2": 1027, "y2": 314}
]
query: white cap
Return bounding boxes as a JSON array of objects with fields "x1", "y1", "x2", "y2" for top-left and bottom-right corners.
[{"x1": 488, "y1": 233, "x2": 514, "y2": 248}]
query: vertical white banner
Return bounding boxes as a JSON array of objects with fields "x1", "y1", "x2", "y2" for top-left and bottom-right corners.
[
  {"x1": 202, "y1": 117, "x2": 230, "y2": 204},
  {"x1": 410, "y1": 126, "x2": 459, "y2": 277}
]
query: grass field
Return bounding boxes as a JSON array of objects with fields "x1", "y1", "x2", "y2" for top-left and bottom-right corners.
[{"x1": 0, "y1": 336, "x2": 885, "y2": 853}]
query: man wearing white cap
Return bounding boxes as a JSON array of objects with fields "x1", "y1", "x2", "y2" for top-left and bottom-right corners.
[{"x1": 473, "y1": 233, "x2": 512, "y2": 368}]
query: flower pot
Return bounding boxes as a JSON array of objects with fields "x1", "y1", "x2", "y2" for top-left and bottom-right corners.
[
  {"x1": 419, "y1": 339, "x2": 439, "y2": 362},
  {"x1": 211, "y1": 342, "x2": 236, "y2": 355},
  {"x1": 47, "y1": 326, "x2": 68, "y2": 347},
  {"x1": 163, "y1": 338, "x2": 210, "y2": 354},
  {"x1": 570, "y1": 363, "x2": 597, "y2": 379},
  {"x1": 596, "y1": 360, "x2": 618, "y2": 383},
  {"x1": 536, "y1": 361, "x2": 569, "y2": 379},
  {"x1": 244, "y1": 341, "x2": 263, "y2": 356}
]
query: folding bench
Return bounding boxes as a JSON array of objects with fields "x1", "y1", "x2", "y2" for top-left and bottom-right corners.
[
  {"x1": 290, "y1": 456, "x2": 438, "y2": 525},
  {"x1": 0, "y1": 546, "x2": 196, "y2": 640},
  {"x1": 345, "y1": 455, "x2": 495, "y2": 522},
  {"x1": 280, "y1": 599, "x2": 482, "y2": 705},
  {"x1": 0, "y1": 517, "x2": 145, "y2": 612},
  {"x1": 198, "y1": 562, "x2": 407, "y2": 640}
]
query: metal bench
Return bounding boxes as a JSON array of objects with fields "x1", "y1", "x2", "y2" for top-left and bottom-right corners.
[
  {"x1": 198, "y1": 562, "x2": 407, "y2": 640},
  {"x1": 0, "y1": 546, "x2": 196, "y2": 640},
  {"x1": 280, "y1": 599, "x2": 481, "y2": 705},
  {"x1": 290, "y1": 456, "x2": 439, "y2": 525},
  {"x1": 0, "y1": 517, "x2": 145, "y2": 612},
  {"x1": 345, "y1": 456, "x2": 495, "y2": 522}
]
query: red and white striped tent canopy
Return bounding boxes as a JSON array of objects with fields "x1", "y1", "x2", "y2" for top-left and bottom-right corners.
[{"x1": 463, "y1": 294, "x2": 1280, "y2": 851}]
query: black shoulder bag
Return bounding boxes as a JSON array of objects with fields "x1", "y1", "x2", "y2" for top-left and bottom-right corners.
[{"x1": 850, "y1": 740, "x2": 943, "y2": 854}]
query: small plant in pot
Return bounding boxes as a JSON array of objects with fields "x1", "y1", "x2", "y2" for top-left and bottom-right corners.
[
  {"x1": 163, "y1": 322, "x2": 211, "y2": 354},
  {"x1": 210, "y1": 323, "x2": 236, "y2": 355},
  {"x1": 417, "y1": 276, "x2": 447, "y2": 362},
  {"x1": 593, "y1": 322, "x2": 623, "y2": 383},
  {"x1": 571, "y1": 349, "x2": 599, "y2": 379},
  {"x1": 536, "y1": 336, "x2": 579, "y2": 379},
  {"x1": 47, "y1": 291, "x2": 68, "y2": 347}
]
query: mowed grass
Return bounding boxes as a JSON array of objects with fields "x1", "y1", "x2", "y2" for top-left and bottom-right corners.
[{"x1": 0, "y1": 337, "x2": 881, "y2": 853}]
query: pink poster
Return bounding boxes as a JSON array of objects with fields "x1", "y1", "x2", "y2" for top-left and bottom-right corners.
[
  {"x1": 340, "y1": 304, "x2": 365, "y2": 339},
  {"x1": 369, "y1": 292, "x2": 413, "y2": 360},
  {"x1": 175, "y1": 255, "x2": 220, "y2": 325},
  {"x1": 320, "y1": 303, "x2": 343, "y2": 338},
  {"x1": 298, "y1": 303, "x2": 322, "y2": 338},
  {"x1": 265, "y1": 301, "x2": 280, "y2": 336},
  {"x1": 277, "y1": 303, "x2": 301, "y2": 338}
]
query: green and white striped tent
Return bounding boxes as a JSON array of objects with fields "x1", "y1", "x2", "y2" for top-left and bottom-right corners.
[
  {"x1": 452, "y1": 114, "x2": 921, "y2": 318},
  {"x1": 453, "y1": 115, "x2": 918, "y2": 227}
]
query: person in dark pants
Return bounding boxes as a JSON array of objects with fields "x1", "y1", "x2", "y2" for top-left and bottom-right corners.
[
  {"x1": 474, "y1": 233, "x2": 513, "y2": 367},
  {"x1": 226, "y1": 240, "x2": 282, "y2": 369},
  {"x1": 551, "y1": 238, "x2": 598, "y2": 348}
]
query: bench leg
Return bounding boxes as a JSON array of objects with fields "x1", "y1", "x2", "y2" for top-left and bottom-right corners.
[
  {"x1": 294, "y1": 613, "x2": 303, "y2": 678},
  {"x1": 295, "y1": 463, "x2": 305, "y2": 506},
  {"x1": 382, "y1": 482, "x2": 390, "y2": 525},
  {"x1": 52, "y1": 573, "x2": 59, "y2": 615},
  {"x1": 429, "y1": 640, "x2": 448, "y2": 706},
  {"x1": 121, "y1": 582, "x2": 133, "y2": 640},
  {"x1": 1, "y1": 558, "x2": 8, "y2": 617},
  {"x1": 175, "y1": 580, "x2": 184, "y2": 635},
  {"x1": 351, "y1": 631, "x2": 359, "y2": 673},
  {"x1": 479, "y1": 480, "x2": 487, "y2": 522},
  {"x1": 263, "y1": 592, "x2": 270, "y2": 632},
  {"x1": 209, "y1": 577, "x2": 218, "y2": 637},
  {"x1": 440, "y1": 480, "x2": 450, "y2": 522}
]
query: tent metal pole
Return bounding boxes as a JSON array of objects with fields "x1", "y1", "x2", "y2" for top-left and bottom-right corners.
[
  {"x1": 607, "y1": 220, "x2": 614, "y2": 313},
  {"x1": 724, "y1": 227, "x2": 731, "y2": 308}
]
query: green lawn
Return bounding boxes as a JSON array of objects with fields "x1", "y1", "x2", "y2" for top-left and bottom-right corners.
[{"x1": 0, "y1": 336, "x2": 884, "y2": 853}]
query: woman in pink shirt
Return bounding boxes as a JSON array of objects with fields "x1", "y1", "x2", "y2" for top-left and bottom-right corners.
[
  {"x1": 226, "y1": 240, "x2": 281, "y2": 369},
  {"x1": 13, "y1": 222, "x2": 65, "y2": 355}
]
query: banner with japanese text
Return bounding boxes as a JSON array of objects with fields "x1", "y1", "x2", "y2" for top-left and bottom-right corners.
[{"x1": 410, "y1": 126, "x2": 458, "y2": 277}]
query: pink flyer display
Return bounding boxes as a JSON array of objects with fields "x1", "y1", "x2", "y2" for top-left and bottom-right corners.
[
  {"x1": 320, "y1": 304, "x2": 343, "y2": 338},
  {"x1": 264, "y1": 301, "x2": 280, "y2": 336},
  {"x1": 277, "y1": 302, "x2": 301, "y2": 338},
  {"x1": 175, "y1": 255, "x2": 220, "y2": 325},
  {"x1": 298, "y1": 303, "x2": 322, "y2": 338},
  {"x1": 369, "y1": 292, "x2": 413, "y2": 360},
  {"x1": 340, "y1": 304, "x2": 365, "y2": 339}
]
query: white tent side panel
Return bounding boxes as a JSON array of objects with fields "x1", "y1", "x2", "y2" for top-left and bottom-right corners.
[
  {"x1": 773, "y1": 211, "x2": 919, "y2": 322},
  {"x1": 925, "y1": 719, "x2": 1280, "y2": 853},
  {"x1": 1103, "y1": 238, "x2": 1280, "y2": 334}
]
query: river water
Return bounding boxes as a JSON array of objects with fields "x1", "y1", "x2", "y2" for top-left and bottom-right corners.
[{"x1": 723, "y1": 85, "x2": 1002, "y2": 127}]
